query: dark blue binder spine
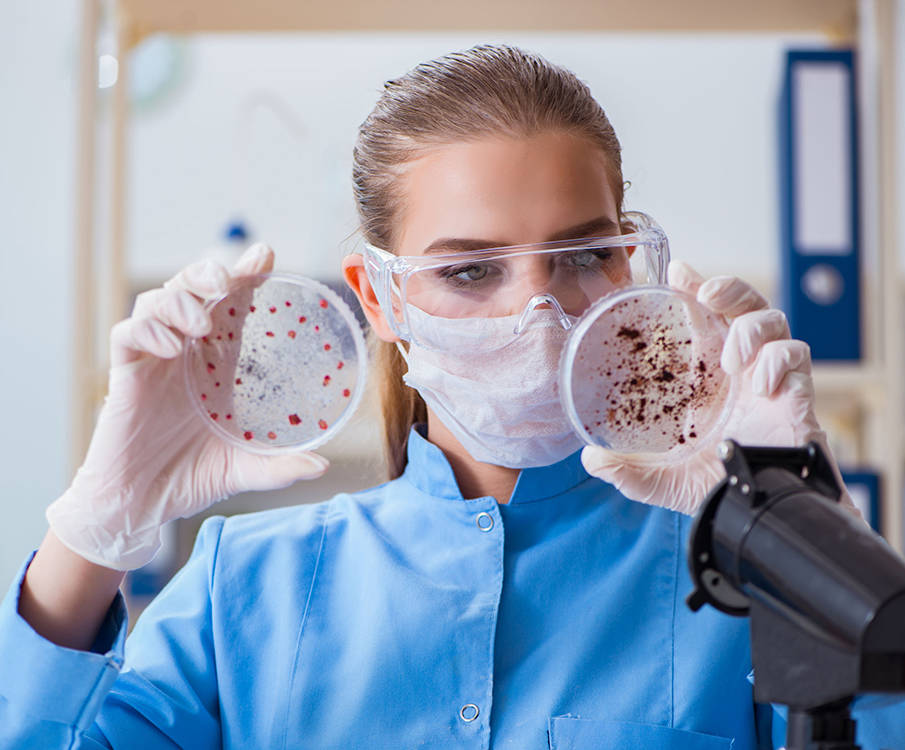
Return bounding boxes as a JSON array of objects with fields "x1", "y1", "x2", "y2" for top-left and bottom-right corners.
[
  {"x1": 779, "y1": 49, "x2": 861, "y2": 361},
  {"x1": 841, "y1": 470, "x2": 882, "y2": 533}
]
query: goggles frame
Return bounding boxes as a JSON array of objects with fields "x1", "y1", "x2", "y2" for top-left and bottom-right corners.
[{"x1": 363, "y1": 210, "x2": 670, "y2": 344}]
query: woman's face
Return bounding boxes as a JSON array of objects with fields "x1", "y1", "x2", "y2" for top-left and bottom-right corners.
[{"x1": 344, "y1": 131, "x2": 624, "y2": 342}]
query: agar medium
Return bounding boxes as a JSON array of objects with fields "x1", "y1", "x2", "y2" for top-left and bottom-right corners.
[
  {"x1": 560, "y1": 287, "x2": 735, "y2": 460},
  {"x1": 184, "y1": 274, "x2": 367, "y2": 454}
]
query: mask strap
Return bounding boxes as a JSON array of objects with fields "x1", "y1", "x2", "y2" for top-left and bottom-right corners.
[{"x1": 395, "y1": 340, "x2": 411, "y2": 366}]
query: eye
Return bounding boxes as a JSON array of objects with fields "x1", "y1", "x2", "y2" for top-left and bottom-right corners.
[
  {"x1": 565, "y1": 248, "x2": 613, "y2": 268},
  {"x1": 569, "y1": 250, "x2": 598, "y2": 267},
  {"x1": 447, "y1": 264, "x2": 489, "y2": 282}
]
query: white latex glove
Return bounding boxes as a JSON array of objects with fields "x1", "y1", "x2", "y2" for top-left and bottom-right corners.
[
  {"x1": 46, "y1": 244, "x2": 330, "y2": 570},
  {"x1": 581, "y1": 260, "x2": 857, "y2": 517}
]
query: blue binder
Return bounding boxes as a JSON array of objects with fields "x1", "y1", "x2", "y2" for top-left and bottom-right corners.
[
  {"x1": 779, "y1": 49, "x2": 861, "y2": 360},
  {"x1": 841, "y1": 470, "x2": 881, "y2": 534}
]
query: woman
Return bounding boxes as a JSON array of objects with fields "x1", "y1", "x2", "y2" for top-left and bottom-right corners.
[{"x1": 0, "y1": 45, "x2": 898, "y2": 749}]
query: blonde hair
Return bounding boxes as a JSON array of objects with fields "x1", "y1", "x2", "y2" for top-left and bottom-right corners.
[{"x1": 353, "y1": 44, "x2": 626, "y2": 479}]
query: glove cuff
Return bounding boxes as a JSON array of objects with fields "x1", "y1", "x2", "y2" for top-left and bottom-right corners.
[{"x1": 46, "y1": 487, "x2": 162, "y2": 571}]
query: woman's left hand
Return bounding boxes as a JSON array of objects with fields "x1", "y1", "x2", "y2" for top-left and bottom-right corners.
[{"x1": 581, "y1": 260, "x2": 860, "y2": 517}]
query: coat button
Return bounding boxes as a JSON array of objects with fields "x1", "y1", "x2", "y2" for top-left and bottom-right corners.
[
  {"x1": 475, "y1": 512, "x2": 494, "y2": 531},
  {"x1": 460, "y1": 703, "x2": 480, "y2": 722}
]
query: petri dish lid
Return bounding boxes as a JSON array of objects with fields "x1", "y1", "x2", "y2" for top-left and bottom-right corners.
[
  {"x1": 184, "y1": 273, "x2": 368, "y2": 454},
  {"x1": 560, "y1": 286, "x2": 735, "y2": 461}
]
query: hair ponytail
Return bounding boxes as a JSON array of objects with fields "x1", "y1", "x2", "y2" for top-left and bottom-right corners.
[{"x1": 371, "y1": 334, "x2": 427, "y2": 479}]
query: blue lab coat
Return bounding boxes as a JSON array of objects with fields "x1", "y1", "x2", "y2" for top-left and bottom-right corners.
[{"x1": 1, "y1": 426, "x2": 903, "y2": 748}]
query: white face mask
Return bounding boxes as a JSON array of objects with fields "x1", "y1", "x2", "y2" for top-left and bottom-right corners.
[{"x1": 398, "y1": 305, "x2": 582, "y2": 469}]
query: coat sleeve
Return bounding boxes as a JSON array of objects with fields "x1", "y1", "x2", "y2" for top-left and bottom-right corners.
[{"x1": 0, "y1": 516, "x2": 227, "y2": 750}]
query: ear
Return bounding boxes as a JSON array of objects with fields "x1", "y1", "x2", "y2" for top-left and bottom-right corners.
[{"x1": 342, "y1": 253, "x2": 401, "y2": 343}]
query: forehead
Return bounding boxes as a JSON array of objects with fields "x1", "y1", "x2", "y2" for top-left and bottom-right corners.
[{"x1": 394, "y1": 132, "x2": 619, "y2": 255}]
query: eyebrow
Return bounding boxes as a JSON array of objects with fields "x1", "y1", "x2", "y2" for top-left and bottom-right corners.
[{"x1": 422, "y1": 216, "x2": 621, "y2": 255}]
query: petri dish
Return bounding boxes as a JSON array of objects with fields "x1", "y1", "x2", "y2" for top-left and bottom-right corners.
[
  {"x1": 184, "y1": 273, "x2": 368, "y2": 454},
  {"x1": 560, "y1": 286, "x2": 735, "y2": 460}
]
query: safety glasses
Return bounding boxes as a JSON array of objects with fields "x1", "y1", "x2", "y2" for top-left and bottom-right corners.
[{"x1": 363, "y1": 211, "x2": 669, "y2": 351}]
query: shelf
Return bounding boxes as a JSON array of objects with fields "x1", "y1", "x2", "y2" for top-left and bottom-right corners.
[
  {"x1": 117, "y1": 0, "x2": 856, "y2": 40},
  {"x1": 812, "y1": 364, "x2": 886, "y2": 392}
]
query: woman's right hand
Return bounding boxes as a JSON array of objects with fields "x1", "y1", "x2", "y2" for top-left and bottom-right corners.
[{"x1": 45, "y1": 244, "x2": 329, "y2": 571}]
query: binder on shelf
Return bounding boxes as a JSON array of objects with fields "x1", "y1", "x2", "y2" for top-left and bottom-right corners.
[
  {"x1": 842, "y1": 470, "x2": 881, "y2": 534},
  {"x1": 779, "y1": 49, "x2": 861, "y2": 361}
]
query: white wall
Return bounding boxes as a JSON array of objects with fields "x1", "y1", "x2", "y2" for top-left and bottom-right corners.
[
  {"x1": 0, "y1": 2, "x2": 78, "y2": 586},
  {"x1": 127, "y1": 32, "x2": 826, "y2": 287}
]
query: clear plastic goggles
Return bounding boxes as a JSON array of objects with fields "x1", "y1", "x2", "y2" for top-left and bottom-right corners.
[{"x1": 363, "y1": 211, "x2": 669, "y2": 351}]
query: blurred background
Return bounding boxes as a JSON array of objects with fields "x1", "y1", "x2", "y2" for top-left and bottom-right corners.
[{"x1": 1, "y1": 1, "x2": 904, "y2": 609}]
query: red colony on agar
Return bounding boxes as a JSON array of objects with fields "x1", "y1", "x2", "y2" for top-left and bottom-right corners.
[
  {"x1": 244, "y1": 431, "x2": 254, "y2": 440},
  {"x1": 318, "y1": 419, "x2": 328, "y2": 430},
  {"x1": 288, "y1": 414, "x2": 301, "y2": 425}
]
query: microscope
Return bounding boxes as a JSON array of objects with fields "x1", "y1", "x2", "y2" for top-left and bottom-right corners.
[{"x1": 687, "y1": 441, "x2": 905, "y2": 750}]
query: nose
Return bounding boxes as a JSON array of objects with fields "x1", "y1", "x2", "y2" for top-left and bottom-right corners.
[{"x1": 513, "y1": 293, "x2": 573, "y2": 335}]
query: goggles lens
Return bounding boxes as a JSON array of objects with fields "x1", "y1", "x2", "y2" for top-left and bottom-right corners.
[
  {"x1": 403, "y1": 243, "x2": 632, "y2": 319},
  {"x1": 365, "y1": 212, "x2": 669, "y2": 351}
]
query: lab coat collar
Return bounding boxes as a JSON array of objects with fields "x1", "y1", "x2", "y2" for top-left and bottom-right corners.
[{"x1": 402, "y1": 425, "x2": 590, "y2": 504}]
